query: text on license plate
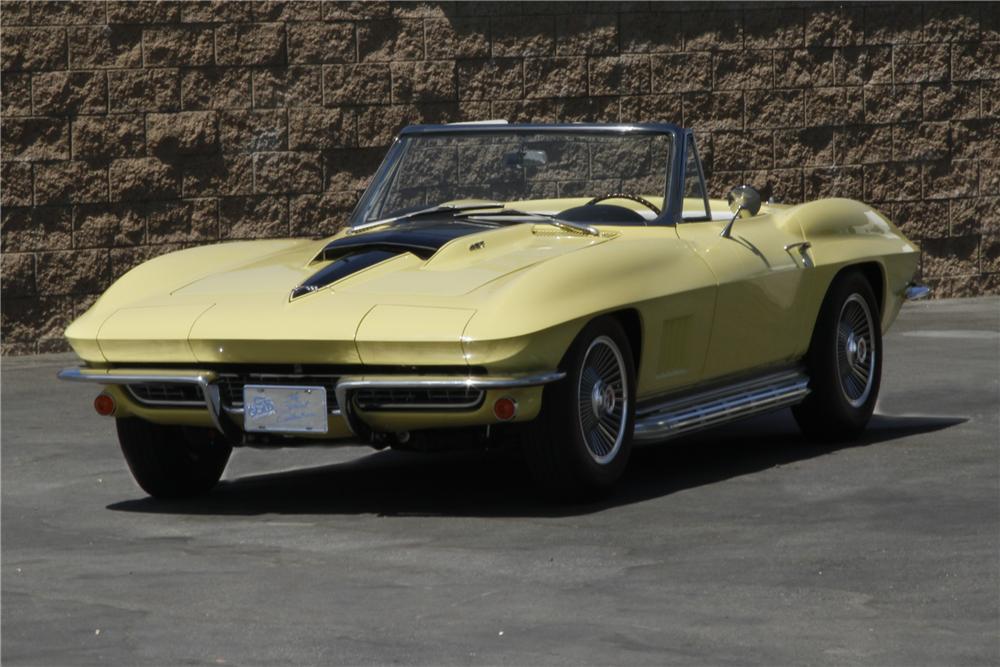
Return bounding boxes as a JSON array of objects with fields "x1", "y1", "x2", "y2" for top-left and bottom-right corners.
[{"x1": 242, "y1": 385, "x2": 328, "y2": 434}]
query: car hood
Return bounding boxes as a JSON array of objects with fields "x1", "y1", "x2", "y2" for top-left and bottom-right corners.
[
  {"x1": 68, "y1": 222, "x2": 613, "y2": 365},
  {"x1": 171, "y1": 221, "x2": 610, "y2": 299}
]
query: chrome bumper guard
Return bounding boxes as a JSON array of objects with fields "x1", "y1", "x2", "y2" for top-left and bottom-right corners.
[{"x1": 57, "y1": 367, "x2": 565, "y2": 439}]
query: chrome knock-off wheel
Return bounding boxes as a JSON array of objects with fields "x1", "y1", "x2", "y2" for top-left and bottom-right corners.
[
  {"x1": 836, "y1": 293, "x2": 876, "y2": 408},
  {"x1": 577, "y1": 335, "x2": 628, "y2": 464},
  {"x1": 793, "y1": 270, "x2": 881, "y2": 441},
  {"x1": 522, "y1": 317, "x2": 636, "y2": 494}
]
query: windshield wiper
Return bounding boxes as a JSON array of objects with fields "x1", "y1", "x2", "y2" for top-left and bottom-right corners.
[
  {"x1": 349, "y1": 202, "x2": 504, "y2": 235},
  {"x1": 456, "y1": 209, "x2": 599, "y2": 236}
]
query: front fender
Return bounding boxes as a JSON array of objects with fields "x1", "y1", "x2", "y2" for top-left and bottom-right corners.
[
  {"x1": 65, "y1": 239, "x2": 312, "y2": 362},
  {"x1": 461, "y1": 228, "x2": 718, "y2": 391}
]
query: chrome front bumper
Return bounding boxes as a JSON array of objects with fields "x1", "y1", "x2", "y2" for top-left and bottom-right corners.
[
  {"x1": 57, "y1": 367, "x2": 565, "y2": 439},
  {"x1": 57, "y1": 367, "x2": 230, "y2": 434}
]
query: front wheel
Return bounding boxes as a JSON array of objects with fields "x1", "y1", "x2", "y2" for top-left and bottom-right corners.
[
  {"x1": 522, "y1": 317, "x2": 636, "y2": 496},
  {"x1": 793, "y1": 270, "x2": 882, "y2": 440},
  {"x1": 117, "y1": 418, "x2": 232, "y2": 498}
]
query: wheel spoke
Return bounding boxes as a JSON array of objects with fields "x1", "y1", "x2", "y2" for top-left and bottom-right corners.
[
  {"x1": 599, "y1": 413, "x2": 618, "y2": 431},
  {"x1": 596, "y1": 421, "x2": 616, "y2": 445}
]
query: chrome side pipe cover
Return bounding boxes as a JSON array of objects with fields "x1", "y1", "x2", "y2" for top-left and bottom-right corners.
[{"x1": 633, "y1": 369, "x2": 810, "y2": 443}]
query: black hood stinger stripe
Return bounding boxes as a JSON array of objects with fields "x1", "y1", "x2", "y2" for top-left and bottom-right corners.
[
  {"x1": 292, "y1": 221, "x2": 489, "y2": 300},
  {"x1": 290, "y1": 249, "x2": 399, "y2": 300}
]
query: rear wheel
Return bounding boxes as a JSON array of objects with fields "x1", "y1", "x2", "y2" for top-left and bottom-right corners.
[
  {"x1": 522, "y1": 317, "x2": 636, "y2": 496},
  {"x1": 793, "y1": 270, "x2": 882, "y2": 440},
  {"x1": 116, "y1": 418, "x2": 232, "y2": 498}
]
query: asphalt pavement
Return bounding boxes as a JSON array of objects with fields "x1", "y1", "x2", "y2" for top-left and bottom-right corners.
[{"x1": 2, "y1": 297, "x2": 998, "y2": 665}]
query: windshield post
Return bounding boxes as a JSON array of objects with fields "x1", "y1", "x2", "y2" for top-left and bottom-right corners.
[
  {"x1": 663, "y1": 131, "x2": 686, "y2": 224},
  {"x1": 348, "y1": 138, "x2": 406, "y2": 226}
]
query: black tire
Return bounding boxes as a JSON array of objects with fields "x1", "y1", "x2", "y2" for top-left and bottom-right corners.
[
  {"x1": 522, "y1": 317, "x2": 636, "y2": 496},
  {"x1": 116, "y1": 418, "x2": 232, "y2": 498},
  {"x1": 793, "y1": 270, "x2": 882, "y2": 440}
]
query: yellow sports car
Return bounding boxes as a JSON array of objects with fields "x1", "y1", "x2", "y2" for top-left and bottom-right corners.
[{"x1": 59, "y1": 122, "x2": 928, "y2": 498}]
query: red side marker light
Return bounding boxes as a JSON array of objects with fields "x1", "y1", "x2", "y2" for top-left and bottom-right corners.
[
  {"x1": 94, "y1": 394, "x2": 116, "y2": 416},
  {"x1": 493, "y1": 397, "x2": 517, "y2": 421}
]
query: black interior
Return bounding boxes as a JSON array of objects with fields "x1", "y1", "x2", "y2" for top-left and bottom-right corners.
[{"x1": 557, "y1": 204, "x2": 648, "y2": 225}]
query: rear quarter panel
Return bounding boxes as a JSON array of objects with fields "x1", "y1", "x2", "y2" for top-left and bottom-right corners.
[{"x1": 778, "y1": 198, "x2": 921, "y2": 335}]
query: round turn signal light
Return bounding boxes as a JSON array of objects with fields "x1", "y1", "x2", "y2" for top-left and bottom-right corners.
[
  {"x1": 94, "y1": 394, "x2": 116, "y2": 416},
  {"x1": 493, "y1": 397, "x2": 517, "y2": 421}
]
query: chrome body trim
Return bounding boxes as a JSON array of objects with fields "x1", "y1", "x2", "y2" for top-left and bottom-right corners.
[
  {"x1": 904, "y1": 283, "x2": 931, "y2": 301},
  {"x1": 783, "y1": 241, "x2": 814, "y2": 267},
  {"x1": 348, "y1": 202, "x2": 504, "y2": 235},
  {"x1": 57, "y1": 367, "x2": 229, "y2": 436},
  {"x1": 633, "y1": 369, "x2": 810, "y2": 443},
  {"x1": 447, "y1": 119, "x2": 509, "y2": 125},
  {"x1": 58, "y1": 367, "x2": 217, "y2": 385},
  {"x1": 462, "y1": 213, "x2": 599, "y2": 236},
  {"x1": 543, "y1": 218, "x2": 600, "y2": 236}
]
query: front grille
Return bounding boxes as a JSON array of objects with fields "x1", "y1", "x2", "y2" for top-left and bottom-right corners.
[
  {"x1": 217, "y1": 374, "x2": 340, "y2": 413},
  {"x1": 353, "y1": 387, "x2": 484, "y2": 411},
  {"x1": 127, "y1": 383, "x2": 204, "y2": 406}
]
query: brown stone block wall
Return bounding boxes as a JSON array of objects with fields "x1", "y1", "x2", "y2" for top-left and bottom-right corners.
[{"x1": 1, "y1": 1, "x2": 998, "y2": 354}]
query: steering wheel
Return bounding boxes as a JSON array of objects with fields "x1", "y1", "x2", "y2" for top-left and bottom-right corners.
[{"x1": 585, "y1": 193, "x2": 661, "y2": 216}]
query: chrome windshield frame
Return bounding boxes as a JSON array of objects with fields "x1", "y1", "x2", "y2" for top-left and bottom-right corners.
[{"x1": 348, "y1": 123, "x2": 685, "y2": 228}]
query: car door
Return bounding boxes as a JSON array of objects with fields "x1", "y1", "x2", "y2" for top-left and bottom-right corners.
[{"x1": 675, "y1": 135, "x2": 814, "y2": 381}]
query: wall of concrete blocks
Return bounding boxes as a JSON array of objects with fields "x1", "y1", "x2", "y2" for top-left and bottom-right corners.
[{"x1": 1, "y1": 1, "x2": 997, "y2": 354}]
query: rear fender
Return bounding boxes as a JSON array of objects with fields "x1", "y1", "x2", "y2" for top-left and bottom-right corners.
[{"x1": 780, "y1": 198, "x2": 920, "y2": 335}]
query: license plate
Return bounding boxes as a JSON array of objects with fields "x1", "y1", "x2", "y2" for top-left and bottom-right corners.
[{"x1": 242, "y1": 385, "x2": 328, "y2": 434}]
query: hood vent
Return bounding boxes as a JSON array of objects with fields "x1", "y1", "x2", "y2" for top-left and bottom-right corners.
[{"x1": 290, "y1": 248, "x2": 399, "y2": 300}]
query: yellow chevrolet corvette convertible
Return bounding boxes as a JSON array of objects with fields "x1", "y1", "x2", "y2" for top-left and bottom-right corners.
[{"x1": 59, "y1": 122, "x2": 928, "y2": 498}]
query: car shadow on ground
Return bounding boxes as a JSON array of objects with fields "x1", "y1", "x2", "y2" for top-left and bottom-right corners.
[{"x1": 108, "y1": 411, "x2": 966, "y2": 519}]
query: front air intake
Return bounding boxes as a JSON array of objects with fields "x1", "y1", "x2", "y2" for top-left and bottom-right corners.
[{"x1": 353, "y1": 387, "x2": 485, "y2": 411}]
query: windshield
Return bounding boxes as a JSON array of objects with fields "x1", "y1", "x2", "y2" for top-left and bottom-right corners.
[{"x1": 353, "y1": 130, "x2": 674, "y2": 227}]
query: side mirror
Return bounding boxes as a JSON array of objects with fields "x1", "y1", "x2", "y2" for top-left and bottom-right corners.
[{"x1": 721, "y1": 185, "x2": 762, "y2": 238}]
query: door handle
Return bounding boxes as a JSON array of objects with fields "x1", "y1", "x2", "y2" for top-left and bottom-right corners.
[{"x1": 784, "y1": 241, "x2": 812, "y2": 267}]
